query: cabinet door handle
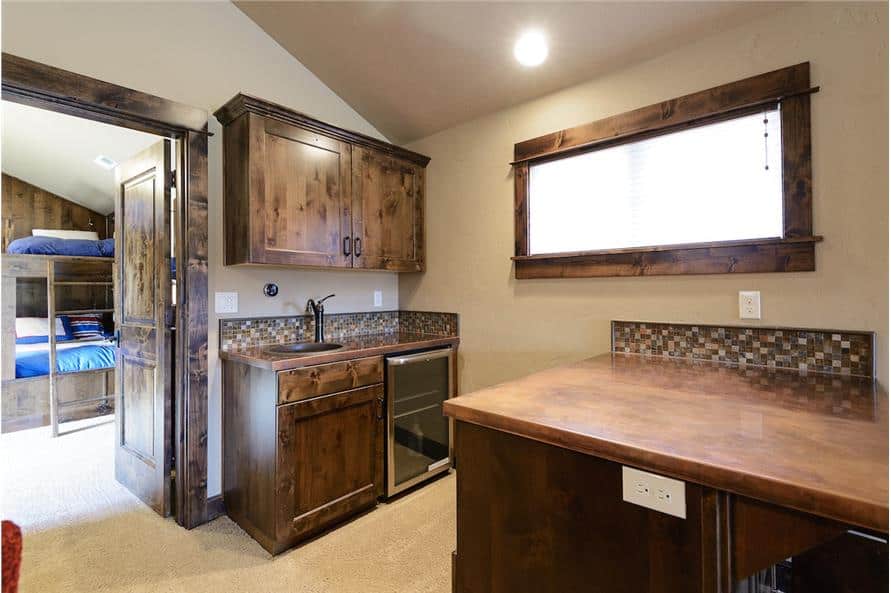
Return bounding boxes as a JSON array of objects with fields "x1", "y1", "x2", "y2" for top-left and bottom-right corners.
[
  {"x1": 354, "y1": 237, "x2": 362, "y2": 257},
  {"x1": 377, "y1": 395, "x2": 384, "y2": 421},
  {"x1": 343, "y1": 236, "x2": 351, "y2": 256}
]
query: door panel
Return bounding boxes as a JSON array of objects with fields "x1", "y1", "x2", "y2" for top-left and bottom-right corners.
[
  {"x1": 120, "y1": 172, "x2": 157, "y2": 323},
  {"x1": 120, "y1": 351, "x2": 156, "y2": 459},
  {"x1": 115, "y1": 140, "x2": 172, "y2": 516},
  {"x1": 275, "y1": 385, "x2": 381, "y2": 546},
  {"x1": 260, "y1": 118, "x2": 352, "y2": 267},
  {"x1": 352, "y1": 146, "x2": 424, "y2": 271}
]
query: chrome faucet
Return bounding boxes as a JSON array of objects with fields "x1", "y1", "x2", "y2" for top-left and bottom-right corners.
[{"x1": 306, "y1": 294, "x2": 335, "y2": 343}]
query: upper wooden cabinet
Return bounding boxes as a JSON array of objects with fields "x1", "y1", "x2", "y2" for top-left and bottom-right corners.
[
  {"x1": 352, "y1": 147, "x2": 425, "y2": 271},
  {"x1": 215, "y1": 94, "x2": 429, "y2": 272}
]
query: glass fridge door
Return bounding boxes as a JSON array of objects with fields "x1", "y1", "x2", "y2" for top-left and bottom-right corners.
[{"x1": 387, "y1": 348, "x2": 453, "y2": 495}]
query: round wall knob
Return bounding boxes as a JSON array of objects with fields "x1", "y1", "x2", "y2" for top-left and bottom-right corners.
[{"x1": 263, "y1": 283, "x2": 279, "y2": 297}]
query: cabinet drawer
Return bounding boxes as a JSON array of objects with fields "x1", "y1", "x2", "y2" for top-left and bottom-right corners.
[{"x1": 278, "y1": 356, "x2": 383, "y2": 404}]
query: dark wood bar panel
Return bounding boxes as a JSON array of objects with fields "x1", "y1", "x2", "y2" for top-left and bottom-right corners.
[{"x1": 445, "y1": 353, "x2": 888, "y2": 593}]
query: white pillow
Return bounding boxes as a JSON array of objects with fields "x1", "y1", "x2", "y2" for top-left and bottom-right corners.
[
  {"x1": 16, "y1": 317, "x2": 66, "y2": 338},
  {"x1": 32, "y1": 229, "x2": 99, "y2": 241}
]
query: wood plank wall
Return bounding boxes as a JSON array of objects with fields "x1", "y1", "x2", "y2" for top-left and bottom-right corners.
[{"x1": 1, "y1": 174, "x2": 112, "y2": 250}]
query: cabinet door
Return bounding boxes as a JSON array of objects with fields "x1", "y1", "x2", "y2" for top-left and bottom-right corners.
[
  {"x1": 351, "y1": 146, "x2": 424, "y2": 271},
  {"x1": 258, "y1": 117, "x2": 352, "y2": 267},
  {"x1": 275, "y1": 384, "x2": 383, "y2": 546}
]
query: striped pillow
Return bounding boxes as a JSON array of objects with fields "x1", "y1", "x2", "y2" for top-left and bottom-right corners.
[{"x1": 66, "y1": 314, "x2": 104, "y2": 339}]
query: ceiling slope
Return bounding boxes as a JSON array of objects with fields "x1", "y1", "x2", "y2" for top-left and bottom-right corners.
[{"x1": 237, "y1": 2, "x2": 778, "y2": 143}]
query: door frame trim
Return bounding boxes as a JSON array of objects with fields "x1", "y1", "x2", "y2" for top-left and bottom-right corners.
[{"x1": 2, "y1": 53, "x2": 211, "y2": 528}]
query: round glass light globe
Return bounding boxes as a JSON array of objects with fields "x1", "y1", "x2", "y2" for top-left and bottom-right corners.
[{"x1": 514, "y1": 30, "x2": 548, "y2": 67}]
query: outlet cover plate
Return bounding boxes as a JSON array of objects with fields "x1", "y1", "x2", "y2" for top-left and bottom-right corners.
[
  {"x1": 622, "y1": 466, "x2": 686, "y2": 519},
  {"x1": 373, "y1": 290, "x2": 383, "y2": 307},
  {"x1": 215, "y1": 291, "x2": 238, "y2": 314},
  {"x1": 739, "y1": 290, "x2": 761, "y2": 320}
]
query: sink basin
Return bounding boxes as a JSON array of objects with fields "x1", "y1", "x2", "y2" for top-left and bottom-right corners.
[{"x1": 264, "y1": 342, "x2": 344, "y2": 355}]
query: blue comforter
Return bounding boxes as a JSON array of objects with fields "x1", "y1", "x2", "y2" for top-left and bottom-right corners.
[
  {"x1": 16, "y1": 344, "x2": 116, "y2": 378},
  {"x1": 7, "y1": 237, "x2": 175, "y2": 278},
  {"x1": 7, "y1": 236, "x2": 115, "y2": 257}
]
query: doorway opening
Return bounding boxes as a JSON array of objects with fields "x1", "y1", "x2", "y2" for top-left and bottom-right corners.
[
  {"x1": 1, "y1": 99, "x2": 176, "y2": 527},
  {"x1": 1, "y1": 53, "x2": 210, "y2": 529}
]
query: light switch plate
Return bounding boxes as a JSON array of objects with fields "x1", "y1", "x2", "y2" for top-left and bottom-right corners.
[
  {"x1": 373, "y1": 290, "x2": 383, "y2": 307},
  {"x1": 739, "y1": 290, "x2": 761, "y2": 320},
  {"x1": 622, "y1": 466, "x2": 686, "y2": 519},
  {"x1": 215, "y1": 291, "x2": 238, "y2": 314}
]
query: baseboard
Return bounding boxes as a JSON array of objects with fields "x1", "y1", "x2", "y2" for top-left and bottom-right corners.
[{"x1": 207, "y1": 494, "x2": 226, "y2": 520}]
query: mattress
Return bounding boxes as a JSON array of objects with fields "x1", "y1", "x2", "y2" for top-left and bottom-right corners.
[
  {"x1": 15, "y1": 339, "x2": 116, "y2": 378},
  {"x1": 6, "y1": 236, "x2": 115, "y2": 257}
]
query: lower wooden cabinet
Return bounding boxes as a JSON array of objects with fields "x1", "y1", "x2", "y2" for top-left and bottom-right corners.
[
  {"x1": 276, "y1": 384, "x2": 383, "y2": 546},
  {"x1": 222, "y1": 358, "x2": 385, "y2": 554}
]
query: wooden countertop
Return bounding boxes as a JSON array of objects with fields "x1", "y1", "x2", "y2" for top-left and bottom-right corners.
[
  {"x1": 219, "y1": 332, "x2": 459, "y2": 371},
  {"x1": 443, "y1": 353, "x2": 888, "y2": 532}
]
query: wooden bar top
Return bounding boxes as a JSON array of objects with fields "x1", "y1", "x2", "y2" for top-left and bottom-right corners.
[
  {"x1": 444, "y1": 353, "x2": 888, "y2": 532},
  {"x1": 219, "y1": 332, "x2": 459, "y2": 371}
]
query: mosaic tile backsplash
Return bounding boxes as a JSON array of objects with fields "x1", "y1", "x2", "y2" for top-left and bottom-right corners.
[
  {"x1": 612, "y1": 321, "x2": 874, "y2": 378},
  {"x1": 221, "y1": 311, "x2": 458, "y2": 351}
]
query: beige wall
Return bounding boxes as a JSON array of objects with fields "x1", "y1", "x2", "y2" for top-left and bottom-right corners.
[
  {"x1": 402, "y1": 2, "x2": 889, "y2": 393},
  {"x1": 2, "y1": 1, "x2": 399, "y2": 496}
]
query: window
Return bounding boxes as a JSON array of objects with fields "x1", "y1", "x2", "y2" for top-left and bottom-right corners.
[
  {"x1": 528, "y1": 111, "x2": 782, "y2": 254},
  {"x1": 512, "y1": 63, "x2": 821, "y2": 279}
]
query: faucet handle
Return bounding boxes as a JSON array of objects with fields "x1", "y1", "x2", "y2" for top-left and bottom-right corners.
[{"x1": 317, "y1": 294, "x2": 336, "y2": 306}]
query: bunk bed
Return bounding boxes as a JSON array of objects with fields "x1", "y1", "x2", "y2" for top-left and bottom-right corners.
[{"x1": 2, "y1": 238, "x2": 116, "y2": 436}]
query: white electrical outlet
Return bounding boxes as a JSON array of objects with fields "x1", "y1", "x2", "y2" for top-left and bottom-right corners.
[
  {"x1": 373, "y1": 290, "x2": 383, "y2": 307},
  {"x1": 215, "y1": 291, "x2": 238, "y2": 314},
  {"x1": 622, "y1": 466, "x2": 686, "y2": 519},
  {"x1": 739, "y1": 291, "x2": 761, "y2": 320}
]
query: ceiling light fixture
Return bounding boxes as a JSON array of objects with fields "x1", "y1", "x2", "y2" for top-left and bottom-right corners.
[
  {"x1": 94, "y1": 155, "x2": 118, "y2": 170},
  {"x1": 514, "y1": 30, "x2": 548, "y2": 67}
]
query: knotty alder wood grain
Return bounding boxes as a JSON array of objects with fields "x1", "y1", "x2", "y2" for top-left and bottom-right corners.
[
  {"x1": 276, "y1": 384, "x2": 381, "y2": 548},
  {"x1": 278, "y1": 356, "x2": 383, "y2": 404},
  {"x1": 114, "y1": 140, "x2": 172, "y2": 516},
  {"x1": 511, "y1": 63, "x2": 820, "y2": 278},
  {"x1": 514, "y1": 238, "x2": 819, "y2": 278},
  {"x1": 352, "y1": 146, "x2": 425, "y2": 272},
  {"x1": 2, "y1": 53, "x2": 207, "y2": 136},
  {"x1": 444, "y1": 353, "x2": 888, "y2": 532},
  {"x1": 215, "y1": 93, "x2": 428, "y2": 271},
  {"x1": 223, "y1": 356, "x2": 386, "y2": 554},
  {"x1": 176, "y1": 128, "x2": 210, "y2": 530},
  {"x1": 263, "y1": 118, "x2": 352, "y2": 267},
  {"x1": 1, "y1": 174, "x2": 110, "y2": 250}
]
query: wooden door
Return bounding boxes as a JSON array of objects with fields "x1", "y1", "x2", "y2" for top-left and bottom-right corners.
[
  {"x1": 258, "y1": 117, "x2": 352, "y2": 267},
  {"x1": 275, "y1": 384, "x2": 382, "y2": 548},
  {"x1": 114, "y1": 140, "x2": 173, "y2": 516},
  {"x1": 352, "y1": 147, "x2": 424, "y2": 272}
]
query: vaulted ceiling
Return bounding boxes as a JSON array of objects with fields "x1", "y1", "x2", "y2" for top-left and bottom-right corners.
[
  {"x1": 236, "y1": 2, "x2": 778, "y2": 143},
  {"x1": 2, "y1": 101, "x2": 160, "y2": 215}
]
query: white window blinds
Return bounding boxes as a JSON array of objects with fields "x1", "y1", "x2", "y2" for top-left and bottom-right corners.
[{"x1": 527, "y1": 110, "x2": 783, "y2": 255}]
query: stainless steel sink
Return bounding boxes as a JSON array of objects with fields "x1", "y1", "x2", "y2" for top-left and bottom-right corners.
[{"x1": 264, "y1": 342, "x2": 344, "y2": 355}]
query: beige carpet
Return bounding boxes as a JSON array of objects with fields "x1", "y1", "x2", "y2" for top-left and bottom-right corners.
[{"x1": 1, "y1": 419, "x2": 456, "y2": 593}]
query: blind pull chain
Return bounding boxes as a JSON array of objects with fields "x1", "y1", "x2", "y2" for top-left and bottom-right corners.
[{"x1": 763, "y1": 110, "x2": 770, "y2": 171}]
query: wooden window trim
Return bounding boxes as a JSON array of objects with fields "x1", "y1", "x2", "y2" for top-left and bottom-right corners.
[{"x1": 512, "y1": 62, "x2": 822, "y2": 279}]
